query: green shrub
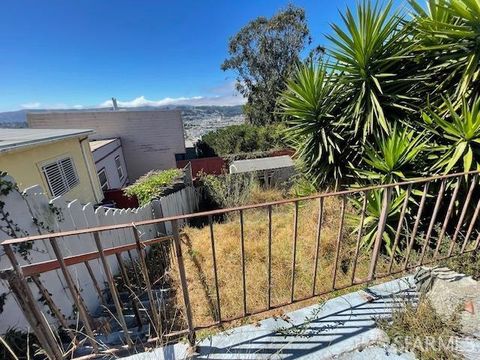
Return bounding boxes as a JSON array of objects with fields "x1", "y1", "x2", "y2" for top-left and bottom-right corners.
[
  {"x1": 199, "y1": 172, "x2": 258, "y2": 209},
  {"x1": 124, "y1": 169, "x2": 182, "y2": 205},
  {"x1": 197, "y1": 123, "x2": 287, "y2": 157}
]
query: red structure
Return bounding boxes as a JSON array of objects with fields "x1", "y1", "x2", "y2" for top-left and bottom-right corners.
[
  {"x1": 177, "y1": 157, "x2": 226, "y2": 178},
  {"x1": 103, "y1": 188, "x2": 139, "y2": 208}
]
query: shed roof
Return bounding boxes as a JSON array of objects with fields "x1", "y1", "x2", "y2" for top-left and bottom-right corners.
[
  {"x1": 229, "y1": 155, "x2": 294, "y2": 173},
  {"x1": 0, "y1": 128, "x2": 94, "y2": 153},
  {"x1": 89, "y1": 138, "x2": 118, "y2": 152}
]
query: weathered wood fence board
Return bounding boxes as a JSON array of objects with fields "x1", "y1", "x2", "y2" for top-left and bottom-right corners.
[{"x1": 0, "y1": 176, "x2": 198, "y2": 334}]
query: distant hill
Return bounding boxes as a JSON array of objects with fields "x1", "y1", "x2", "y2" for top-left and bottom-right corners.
[
  {"x1": 0, "y1": 110, "x2": 28, "y2": 123},
  {"x1": 0, "y1": 105, "x2": 243, "y2": 127},
  {"x1": 0, "y1": 105, "x2": 245, "y2": 140}
]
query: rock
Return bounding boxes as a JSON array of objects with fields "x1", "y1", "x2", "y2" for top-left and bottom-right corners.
[{"x1": 415, "y1": 266, "x2": 480, "y2": 337}]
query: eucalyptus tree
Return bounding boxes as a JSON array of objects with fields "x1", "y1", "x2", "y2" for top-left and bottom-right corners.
[{"x1": 222, "y1": 5, "x2": 314, "y2": 125}]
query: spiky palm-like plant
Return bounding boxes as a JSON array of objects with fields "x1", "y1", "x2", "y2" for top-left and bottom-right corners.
[
  {"x1": 279, "y1": 62, "x2": 354, "y2": 187},
  {"x1": 349, "y1": 189, "x2": 409, "y2": 256},
  {"x1": 353, "y1": 125, "x2": 428, "y2": 183},
  {"x1": 328, "y1": 1, "x2": 419, "y2": 137},
  {"x1": 423, "y1": 96, "x2": 480, "y2": 173},
  {"x1": 411, "y1": 0, "x2": 480, "y2": 99}
]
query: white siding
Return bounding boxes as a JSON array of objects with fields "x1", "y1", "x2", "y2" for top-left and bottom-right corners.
[
  {"x1": 28, "y1": 110, "x2": 186, "y2": 180},
  {"x1": 91, "y1": 139, "x2": 128, "y2": 189}
]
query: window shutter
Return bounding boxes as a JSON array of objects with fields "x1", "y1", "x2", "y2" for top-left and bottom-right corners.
[
  {"x1": 60, "y1": 158, "x2": 78, "y2": 188},
  {"x1": 42, "y1": 157, "x2": 79, "y2": 197}
]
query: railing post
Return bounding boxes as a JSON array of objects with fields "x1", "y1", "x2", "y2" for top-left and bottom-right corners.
[
  {"x1": 49, "y1": 237, "x2": 98, "y2": 352},
  {"x1": 368, "y1": 187, "x2": 391, "y2": 281},
  {"x1": 92, "y1": 232, "x2": 133, "y2": 348},
  {"x1": 290, "y1": 201, "x2": 299, "y2": 302},
  {"x1": 171, "y1": 219, "x2": 196, "y2": 349},
  {"x1": 351, "y1": 192, "x2": 367, "y2": 285},
  {"x1": 208, "y1": 215, "x2": 222, "y2": 323},
  {"x1": 132, "y1": 226, "x2": 163, "y2": 340},
  {"x1": 239, "y1": 210, "x2": 247, "y2": 316},
  {"x1": 3, "y1": 244, "x2": 64, "y2": 360},
  {"x1": 332, "y1": 195, "x2": 346, "y2": 290}
]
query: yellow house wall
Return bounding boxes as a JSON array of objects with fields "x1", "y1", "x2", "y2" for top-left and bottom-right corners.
[{"x1": 0, "y1": 137, "x2": 104, "y2": 204}]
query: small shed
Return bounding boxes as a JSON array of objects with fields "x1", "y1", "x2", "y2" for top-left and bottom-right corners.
[{"x1": 229, "y1": 155, "x2": 295, "y2": 186}]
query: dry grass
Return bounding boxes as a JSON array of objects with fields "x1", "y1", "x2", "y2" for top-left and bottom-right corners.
[
  {"x1": 172, "y1": 189, "x2": 388, "y2": 327},
  {"x1": 378, "y1": 299, "x2": 461, "y2": 359}
]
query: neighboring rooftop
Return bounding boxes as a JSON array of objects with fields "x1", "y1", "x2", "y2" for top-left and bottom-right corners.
[
  {"x1": 0, "y1": 128, "x2": 94, "y2": 153},
  {"x1": 230, "y1": 155, "x2": 294, "y2": 173},
  {"x1": 89, "y1": 138, "x2": 118, "y2": 152}
]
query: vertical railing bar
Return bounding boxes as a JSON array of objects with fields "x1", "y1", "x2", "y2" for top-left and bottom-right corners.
[
  {"x1": 434, "y1": 176, "x2": 462, "y2": 258},
  {"x1": 127, "y1": 250, "x2": 142, "y2": 286},
  {"x1": 418, "y1": 179, "x2": 446, "y2": 265},
  {"x1": 368, "y1": 187, "x2": 392, "y2": 281},
  {"x1": 171, "y1": 219, "x2": 196, "y2": 348},
  {"x1": 84, "y1": 260, "x2": 107, "y2": 308},
  {"x1": 115, "y1": 252, "x2": 143, "y2": 327},
  {"x1": 49, "y1": 237, "x2": 98, "y2": 351},
  {"x1": 3, "y1": 244, "x2": 63, "y2": 359},
  {"x1": 31, "y1": 275, "x2": 77, "y2": 342},
  {"x1": 267, "y1": 205, "x2": 273, "y2": 309},
  {"x1": 208, "y1": 215, "x2": 222, "y2": 323},
  {"x1": 290, "y1": 201, "x2": 299, "y2": 303},
  {"x1": 474, "y1": 231, "x2": 480, "y2": 250},
  {"x1": 93, "y1": 232, "x2": 133, "y2": 348},
  {"x1": 332, "y1": 195, "x2": 346, "y2": 290},
  {"x1": 312, "y1": 197, "x2": 324, "y2": 295},
  {"x1": 351, "y1": 191, "x2": 368, "y2": 285},
  {"x1": 132, "y1": 226, "x2": 162, "y2": 340},
  {"x1": 461, "y1": 197, "x2": 480, "y2": 253},
  {"x1": 388, "y1": 185, "x2": 412, "y2": 273},
  {"x1": 403, "y1": 182, "x2": 430, "y2": 270},
  {"x1": 448, "y1": 174, "x2": 477, "y2": 256},
  {"x1": 239, "y1": 209, "x2": 247, "y2": 316}
]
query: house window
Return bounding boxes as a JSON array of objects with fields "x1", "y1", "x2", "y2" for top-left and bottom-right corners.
[
  {"x1": 42, "y1": 157, "x2": 79, "y2": 197},
  {"x1": 98, "y1": 168, "x2": 109, "y2": 191},
  {"x1": 115, "y1": 155, "x2": 124, "y2": 180}
]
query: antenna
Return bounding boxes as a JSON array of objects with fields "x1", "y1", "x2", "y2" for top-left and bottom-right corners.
[{"x1": 111, "y1": 97, "x2": 118, "y2": 110}]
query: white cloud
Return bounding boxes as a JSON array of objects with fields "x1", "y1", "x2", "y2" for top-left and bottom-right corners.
[
  {"x1": 18, "y1": 81, "x2": 246, "y2": 111},
  {"x1": 98, "y1": 94, "x2": 245, "y2": 108},
  {"x1": 21, "y1": 102, "x2": 41, "y2": 109}
]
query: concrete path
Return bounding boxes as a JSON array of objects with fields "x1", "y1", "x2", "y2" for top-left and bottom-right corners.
[{"x1": 126, "y1": 277, "x2": 417, "y2": 359}]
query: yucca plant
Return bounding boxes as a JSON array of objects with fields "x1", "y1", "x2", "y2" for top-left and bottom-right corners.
[
  {"x1": 349, "y1": 188, "x2": 410, "y2": 256},
  {"x1": 279, "y1": 61, "x2": 355, "y2": 187},
  {"x1": 411, "y1": 0, "x2": 480, "y2": 99},
  {"x1": 352, "y1": 125, "x2": 428, "y2": 183},
  {"x1": 423, "y1": 96, "x2": 480, "y2": 173},
  {"x1": 327, "y1": 0, "x2": 419, "y2": 137}
]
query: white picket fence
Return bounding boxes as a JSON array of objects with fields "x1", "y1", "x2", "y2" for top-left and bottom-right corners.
[{"x1": 0, "y1": 176, "x2": 198, "y2": 334}]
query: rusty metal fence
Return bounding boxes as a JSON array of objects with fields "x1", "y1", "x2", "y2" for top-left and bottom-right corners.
[{"x1": 2, "y1": 170, "x2": 480, "y2": 358}]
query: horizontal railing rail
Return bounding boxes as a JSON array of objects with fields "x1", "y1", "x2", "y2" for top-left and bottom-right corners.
[
  {"x1": 1, "y1": 169, "x2": 480, "y2": 359},
  {"x1": 3, "y1": 169, "x2": 479, "y2": 245}
]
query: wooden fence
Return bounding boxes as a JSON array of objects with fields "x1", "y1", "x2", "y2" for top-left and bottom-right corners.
[{"x1": 0, "y1": 176, "x2": 198, "y2": 335}]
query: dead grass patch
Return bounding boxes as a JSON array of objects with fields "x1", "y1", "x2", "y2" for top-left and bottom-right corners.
[
  {"x1": 378, "y1": 298, "x2": 461, "y2": 360},
  {"x1": 173, "y1": 191, "x2": 391, "y2": 328}
]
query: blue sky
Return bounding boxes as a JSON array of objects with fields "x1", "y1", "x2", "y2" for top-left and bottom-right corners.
[{"x1": 0, "y1": 0, "x2": 406, "y2": 111}]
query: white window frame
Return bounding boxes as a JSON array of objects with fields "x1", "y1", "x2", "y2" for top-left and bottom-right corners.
[
  {"x1": 115, "y1": 155, "x2": 124, "y2": 180},
  {"x1": 97, "y1": 168, "x2": 109, "y2": 191},
  {"x1": 41, "y1": 157, "x2": 79, "y2": 197}
]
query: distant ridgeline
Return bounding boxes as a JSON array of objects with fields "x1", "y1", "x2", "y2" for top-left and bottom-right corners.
[{"x1": 0, "y1": 105, "x2": 244, "y2": 129}]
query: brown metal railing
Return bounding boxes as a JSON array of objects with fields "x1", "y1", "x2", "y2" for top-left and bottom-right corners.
[{"x1": 2, "y1": 170, "x2": 480, "y2": 358}]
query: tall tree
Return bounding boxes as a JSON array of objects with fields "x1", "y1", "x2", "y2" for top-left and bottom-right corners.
[{"x1": 222, "y1": 5, "x2": 313, "y2": 125}]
